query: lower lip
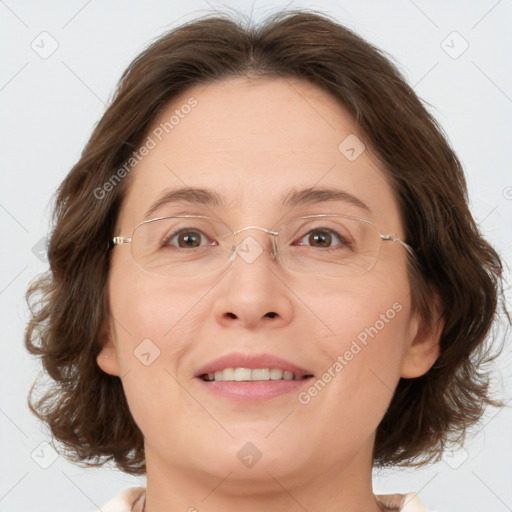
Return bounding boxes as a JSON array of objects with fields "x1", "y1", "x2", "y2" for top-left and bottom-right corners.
[{"x1": 196, "y1": 377, "x2": 313, "y2": 401}]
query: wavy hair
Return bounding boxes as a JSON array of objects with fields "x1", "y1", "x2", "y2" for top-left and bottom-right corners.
[{"x1": 25, "y1": 9, "x2": 508, "y2": 474}]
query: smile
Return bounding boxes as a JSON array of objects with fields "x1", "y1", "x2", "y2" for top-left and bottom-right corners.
[
  {"x1": 194, "y1": 352, "x2": 315, "y2": 401},
  {"x1": 200, "y1": 367, "x2": 313, "y2": 382}
]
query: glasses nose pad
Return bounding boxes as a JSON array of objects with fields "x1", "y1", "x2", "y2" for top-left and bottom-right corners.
[
  {"x1": 270, "y1": 236, "x2": 279, "y2": 260},
  {"x1": 227, "y1": 242, "x2": 237, "y2": 263}
]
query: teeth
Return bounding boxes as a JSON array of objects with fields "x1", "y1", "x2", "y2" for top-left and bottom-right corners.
[
  {"x1": 202, "y1": 367, "x2": 309, "y2": 382},
  {"x1": 252, "y1": 368, "x2": 270, "y2": 380},
  {"x1": 234, "y1": 368, "x2": 251, "y2": 381},
  {"x1": 222, "y1": 368, "x2": 234, "y2": 380},
  {"x1": 269, "y1": 368, "x2": 283, "y2": 380}
]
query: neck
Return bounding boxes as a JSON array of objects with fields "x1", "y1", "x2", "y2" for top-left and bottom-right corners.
[{"x1": 142, "y1": 439, "x2": 385, "y2": 512}]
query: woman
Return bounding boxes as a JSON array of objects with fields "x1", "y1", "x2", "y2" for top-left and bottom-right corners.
[{"x1": 25, "y1": 9, "x2": 506, "y2": 512}]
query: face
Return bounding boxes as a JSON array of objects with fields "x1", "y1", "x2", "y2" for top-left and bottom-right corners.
[{"x1": 98, "y1": 76, "x2": 440, "y2": 492}]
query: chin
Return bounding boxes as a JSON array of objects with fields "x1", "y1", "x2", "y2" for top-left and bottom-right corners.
[{"x1": 195, "y1": 434, "x2": 316, "y2": 483}]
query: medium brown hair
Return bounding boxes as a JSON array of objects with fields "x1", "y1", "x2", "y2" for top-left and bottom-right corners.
[{"x1": 25, "y1": 9, "x2": 507, "y2": 474}]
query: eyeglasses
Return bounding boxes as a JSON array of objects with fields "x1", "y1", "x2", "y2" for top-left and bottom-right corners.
[{"x1": 109, "y1": 214, "x2": 415, "y2": 278}]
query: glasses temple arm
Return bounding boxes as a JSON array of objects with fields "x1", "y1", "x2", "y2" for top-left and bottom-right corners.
[{"x1": 380, "y1": 234, "x2": 416, "y2": 259}]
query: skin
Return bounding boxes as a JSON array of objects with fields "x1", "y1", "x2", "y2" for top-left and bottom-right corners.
[{"x1": 97, "y1": 76, "x2": 443, "y2": 512}]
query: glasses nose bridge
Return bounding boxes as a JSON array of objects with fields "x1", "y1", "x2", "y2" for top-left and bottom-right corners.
[
  {"x1": 231, "y1": 224, "x2": 280, "y2": 260},
  {"x1": 232, "y1": 225, "x2": 279, "y2": 236}
]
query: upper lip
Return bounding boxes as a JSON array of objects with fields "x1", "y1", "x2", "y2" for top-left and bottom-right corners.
[{"x1": 195, "y1": 352, "x2": 314, "y2": 378}]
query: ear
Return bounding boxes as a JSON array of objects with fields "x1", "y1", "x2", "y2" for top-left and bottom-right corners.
[
  {"x1": 96, "y1": 324, "x2": 121, "y2": 377},
  {"x1": 401, "y1": 301, "x2": 444, "y2": 379}
]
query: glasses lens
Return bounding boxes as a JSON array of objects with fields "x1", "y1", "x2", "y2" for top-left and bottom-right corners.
[
  {"x1": 277, "y1": 215, "x2": 381, "y2": 277},
  {"x1": 128, "y1": 215, "x2": 382, "y2": 278},
  {"x1": 131, "y1": 216, "x2": 233, "y2": 276}
]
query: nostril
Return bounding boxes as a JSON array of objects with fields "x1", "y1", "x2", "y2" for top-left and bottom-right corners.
[{"x1": 265, "y1": 312, "x2": 277, "y2": 318}]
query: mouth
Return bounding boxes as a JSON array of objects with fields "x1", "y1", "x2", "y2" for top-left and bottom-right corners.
[
  {"x1": 199, "y1": 367, "x2": 313, "y2": 382},
  {"x1": 194, "y1": 353, "x2": 314, "y2": 401}
]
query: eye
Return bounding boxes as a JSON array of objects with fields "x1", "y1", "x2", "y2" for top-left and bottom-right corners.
[
  {"x1": 295, "y1": 228, "x2": 346, "y2": 249},
  {"x1": 163, "y1": 228, "x2": 214, "y2": 249}
]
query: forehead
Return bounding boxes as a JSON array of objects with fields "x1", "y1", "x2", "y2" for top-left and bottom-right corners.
[{"x1": 117, "y1": 76, "x2": 402, "y2": 233}]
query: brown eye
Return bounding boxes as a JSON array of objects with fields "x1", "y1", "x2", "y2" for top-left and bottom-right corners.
[
  {"x1": 298, "y1": 228, "x2": 343, "y2": 249},
  {"x1": 163, "y1": 229, "x2": 208, "y2": 249},
  {"x1": 307, "y1": 230, "x2": 333, "y2": 248},
  {"x1": 177, "y1": 231, "x2": 203, "y2": 248}
]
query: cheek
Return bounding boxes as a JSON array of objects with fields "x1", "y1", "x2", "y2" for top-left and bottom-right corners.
[
  {"x1": 309, "y1": 269, "x2": 411, "y2": 354},
  {"x1": 106, "y1": 264, "x2": 211, "y2": 391},
  {"x1": 108, "y1": 263, "x2": 207, "y2": 357},
  {"x1": 298, "y1": 272, "x2": 412, "y2": 433},
  {"x1": 107, "y1": 270, "x2": 212, "y2": 442}
]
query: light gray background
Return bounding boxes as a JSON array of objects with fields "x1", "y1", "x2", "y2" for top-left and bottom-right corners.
[{"x1": 1, "y1": 1, "x2": 511, "y2": 511}]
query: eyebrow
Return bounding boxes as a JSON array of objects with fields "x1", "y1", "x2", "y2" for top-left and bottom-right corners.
[
  {"x1": 144, "y1": 187, "x2": 223, "y2": 219},
  {"x1": 281, "y1": 186, "x2": 370, "y2": 212},
  {"x1": 143, "y1": 185, "x2": 370, "y2": 220}
]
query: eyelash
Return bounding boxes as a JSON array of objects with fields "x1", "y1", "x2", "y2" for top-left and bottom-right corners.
[
  {"x1": 294, "y1": 228, "x2": 346, "y2": 250},
  {"x1": 163, "y1": 227, "x2": 347, "y2": 250},
  {"x1": 162, "y1": 229, "x2": 214, "y2": 249}
]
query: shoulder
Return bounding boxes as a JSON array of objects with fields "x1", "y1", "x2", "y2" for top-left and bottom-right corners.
[
  {"x1": 98, "y1": 487, "x2": 429, "y2": 512},
  {"x1": 375, "y1": 491, "x2": 429, "y2": 512},
  {"x1": 96, "y1": 487, "x2": 146, "y2": 512}
]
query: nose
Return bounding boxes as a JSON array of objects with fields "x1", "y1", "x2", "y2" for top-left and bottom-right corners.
[{"x1": 213, "y1": 226, "x2": 294, "y2": 330}]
